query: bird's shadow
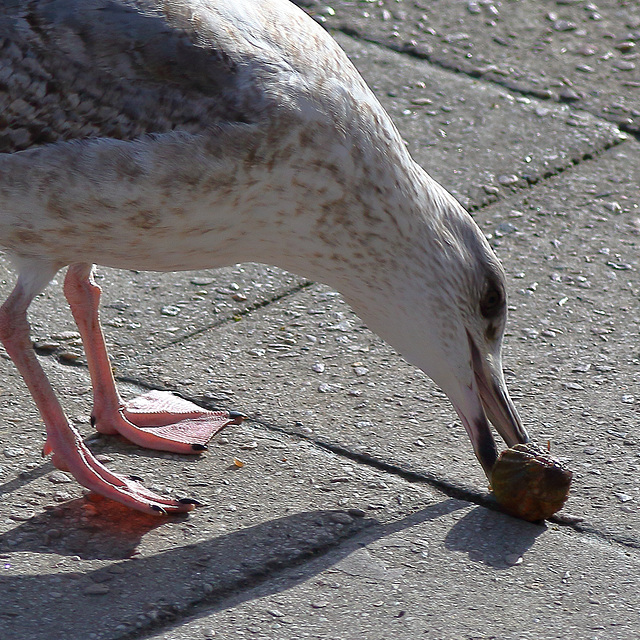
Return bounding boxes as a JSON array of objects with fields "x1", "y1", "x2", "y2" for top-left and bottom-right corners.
[
  {"x1": 0, "y1": 493, "x2": 545, "y2": 640},
  {"x1": 443, "y1": 504, "x2": 546, "y2": 568}
]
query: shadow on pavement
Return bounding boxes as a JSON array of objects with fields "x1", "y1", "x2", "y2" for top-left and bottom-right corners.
[
  {"x1": 444, "y1": 505, "x2": 545, "y2": 568},
  {"x1": 0, "y1": 496, "x2": 547, "y2": 639}
]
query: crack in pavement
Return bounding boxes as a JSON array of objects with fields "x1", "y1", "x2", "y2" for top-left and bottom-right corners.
[
  {"x1": 110, "y1": 498, "x2": 476, "y2": 640},
  {"x1": 333, "y1": 26, "x2": 640, "y2": 141},
  {"x1": 239, "y1": 416, "x2": 640, "y2": 553},
  {"x1": 156, "y1": 281, "x2": 315, "y2": 353},
  {"x1": 107, "y1": 513, "x2": 376, "y2": 640},
  {"x1": 466, "y1": 138, "x2": 631, "y2": 212}
]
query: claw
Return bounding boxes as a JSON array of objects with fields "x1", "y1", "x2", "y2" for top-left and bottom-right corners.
[
  {"x1": 178, "y1": 497, "x2": 203, "y2": 506},
  {"x1": 150, "y1": 504, "x2": 168, "y2": 515}
]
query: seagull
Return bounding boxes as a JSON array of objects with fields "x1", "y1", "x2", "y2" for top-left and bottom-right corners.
[{"x1": 0, "y1": 0, "x2": 529, "y2": 514}]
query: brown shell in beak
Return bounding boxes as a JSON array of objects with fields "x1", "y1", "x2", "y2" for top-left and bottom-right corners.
[{"x1": 490, "y1": 443, "x2": 573, "y2": 522}]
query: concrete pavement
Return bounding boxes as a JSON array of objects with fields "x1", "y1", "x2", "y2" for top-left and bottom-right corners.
[{"x1": 0, "y1": 1, "x2": 638, "y2": 639}]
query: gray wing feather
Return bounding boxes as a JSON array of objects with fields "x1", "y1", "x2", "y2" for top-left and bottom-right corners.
[{"x1": 0, "y1": 0, "x2": 271, "y2": 153}]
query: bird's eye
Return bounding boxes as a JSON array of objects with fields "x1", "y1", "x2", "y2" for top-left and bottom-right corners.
[{"x1": 480, "y1": 282, "x2": 505, "y2": 319}]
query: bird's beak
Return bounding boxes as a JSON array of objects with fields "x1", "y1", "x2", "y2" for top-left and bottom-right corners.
[{"x1": 451, "y1": 331, "x2": 530, "y2": 478}]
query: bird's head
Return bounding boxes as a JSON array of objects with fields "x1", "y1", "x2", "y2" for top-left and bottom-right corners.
[{"x1": 330, "y1": 173, "x2": 530, "y2": 479}]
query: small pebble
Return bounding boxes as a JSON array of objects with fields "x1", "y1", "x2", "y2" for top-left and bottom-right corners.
[
  {"x1": 615, "y1": 41, "x2": 635, "y2": 53},
  {"x1": 48, "y1": 471, "x2": 73, "y2": 484},
  {"x1": 91, "y1": 572, "x2": 114, "y2": 584},
  {"x1": 84, "y1": 583, "x2": 111, "y2": 595},
  {"x1": 603, "y1": 201, "x2": 622, "y2": 213},
  {"x1": 330, "y1": 512, "x2": 354, "y2": 525},
  {"x1": 559, "y1": 88, "x2": 581, "y2": 102},
  {"x1": 58, "y1": 350, "x2": 81, "y2": 362},
  {"x1": 411, "y1": 97, "x2": 433, "y2": 106},
  {"x1": 614, "y1": 60, "x2": 636, "y2": 71},
  {"x1": 4, "y1": 447, "x2": 25, "y2": 458},
  {"x1": 576, "y1": 44, "x2": 597, "y2": 56},
  {"x1": 52, "y1": 331, "x2": 81, "y2": 340},
  {"x1": 160, "y1": 305, "x2": 181, "y2": 316},
  {"x1": 53, "y1": 491, "x2": 74, "y2": 502},
  {"x1": 9, "y1": 511, "x2": 35, "y2": 521},
  {"x1": 553, "y1": 19, "x2": 576, "y2": 31},
  {"x1": 33, "y1": 340, "x2": 61, "y2": 351}
]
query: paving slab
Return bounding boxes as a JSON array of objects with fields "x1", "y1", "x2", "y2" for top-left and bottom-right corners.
[
  {"x1": 0, "y1": 2, "x2": 638, "y2": 640},
  {"x1": 333, "y1": 32, "x2": 623, "y2": 210},
  {"x1": 147, "y1": 505, "x2": 640, "y2": 640},
  {"x1": 307, "y1": 0, "x2": 640, "y2": 133}
]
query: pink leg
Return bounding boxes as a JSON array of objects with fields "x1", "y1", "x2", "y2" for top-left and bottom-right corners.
[
  {"x1": 0, "y1": 266, "x2": 198, "y2": 514},
  {"x1": 63, "y1": 264, "x2": 242, "y2": 453}
]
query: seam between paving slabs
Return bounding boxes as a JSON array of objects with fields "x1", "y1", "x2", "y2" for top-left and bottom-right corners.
[
  {"x1": 466, "y1": 136, "x2": 631, "y2": 213},
  {"x1": 240, "y1": 417, "x2": 640, "y2": 552},
  {"x1": 157, "y1": 280, "x2": 315, "y2": 352},
  {"x1": 327, "y1": 30, "x2": 631, "y2": 210},
  {"x1": 334, "y1": 26, "x2": 640, "y2": 142},
  {"x1": 110, "y1": 515, "x2": 377, "y2": 640},
  {"x1": 33, "y1": 280, "x2": 314, "y2": 370}
]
